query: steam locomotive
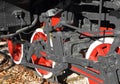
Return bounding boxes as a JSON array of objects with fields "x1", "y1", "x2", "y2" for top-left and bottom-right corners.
[{"x1": 1, "y1": 0, "x2": 120, "y2": 84}]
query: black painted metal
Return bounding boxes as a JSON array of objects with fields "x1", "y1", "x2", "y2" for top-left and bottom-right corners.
[{"x1": 3, "y1": 0, "x2": 120, "y2": 84}]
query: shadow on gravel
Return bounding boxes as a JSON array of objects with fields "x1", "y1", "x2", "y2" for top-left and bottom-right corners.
[{"x1": 0, "y1": 51, "x2": 15, "y2": 72}]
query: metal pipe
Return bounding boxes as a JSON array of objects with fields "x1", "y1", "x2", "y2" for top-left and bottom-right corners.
[{"x1": 0, "y1": 15, "x2": 38, "y2": 38}]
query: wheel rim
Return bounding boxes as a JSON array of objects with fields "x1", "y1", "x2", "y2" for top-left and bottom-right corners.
[
  {"x1": 85, "y1": 37, "x2": 120, "y2": 84},
  {"x1": 8, "y1": 40, "x2": 23, "y2": 64},
  {"x1": 31, "y1": 30, "x2": 47, "y2": 43},
  {"x1": 88, "y1": 43, "x2": 111, "y2": 61},
  {"x1": 86, "y1": 38, "x2": 115, "y2": 60},
  {"x1": 31, "y1": 28, "x2": 55, "y2": 79}
]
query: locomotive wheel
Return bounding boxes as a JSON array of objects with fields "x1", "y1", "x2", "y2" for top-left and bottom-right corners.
[
  {"x1": 86, "y1": 37, "x2": 115, "y2": 61},
  {"x1": 85, "y1": 37, "x2": 120, "y2": 84},
  {"x1": 30, "y1": 28, "x2": 55, "y2": 79},
  {"x1": 8, "y1": 40, "x2": 23, "y2": 64}
]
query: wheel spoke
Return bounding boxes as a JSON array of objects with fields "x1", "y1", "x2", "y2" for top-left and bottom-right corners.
[
  {"x1": 8, "y1": 39, "x2": 23, "y2": 64},
  {"x1": 85, "y1": 38, "x2": 116, "y2": 84},
  {"x1": 106, "y1": 44, "x2": 110, "y2": 53},
  {"x1": 96, "y1": 46, "x2": 106, "y2": 56},
  {"x1": 30, "y1": 28, "x2": 54, "y2": 79}
]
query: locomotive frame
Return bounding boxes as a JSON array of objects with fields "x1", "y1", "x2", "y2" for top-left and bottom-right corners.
[{"x1": 1, "y1": 0, "x2": 120, "y2": 84}]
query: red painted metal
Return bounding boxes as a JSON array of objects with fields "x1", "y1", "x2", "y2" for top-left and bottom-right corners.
[
  {"x1": 32, "y1": 32, "x2": 47, "y2": 42},
  {"x1": 85, "y1": 38, "x2": 120, "y2": 84},
  {"x1": 51, "y1": 17, "x2": 60, "y2": 26},
  {"x1": 70, "y1": 28, "x2": 114, "y2": 84},
  {"x1": 32, "y1": 54, "x2": 52, "y2": 75},
  {"x1": 7, "y1": 39, "x2": 23, "y2": 64},
  {"x1": 51, "y1": 16, "x2": 63, "y2": 31},
  {"x1": 71, "y1": 65, "x2": 104, "y2": 84},
  {"x1": 89, "y1": 43, "x2": 111, "y2": 61},
  {"x1": 31, "y1": 28, "x2": 54, "y2": 78},
  {"x1": 87, "y1": 43, "x2": 111, "y2": 84},
  {"x1": 82, "y1": 27, "x2": 114, "y2": 36}
]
